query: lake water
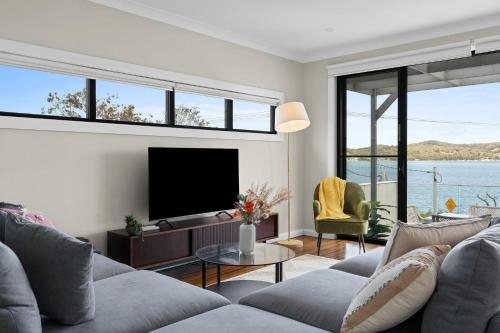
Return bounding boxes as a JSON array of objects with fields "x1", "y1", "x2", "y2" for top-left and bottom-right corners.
[{"x1": 346, "y1": 160, "x2": 500, "y2": 214}]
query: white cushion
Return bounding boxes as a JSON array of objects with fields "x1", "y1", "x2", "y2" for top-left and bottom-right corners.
[
  {"x1": 341, "y1": 245, "x2": 450, "y2": 333},
  {"x1": 378, "y1": 217, "x2": 490, "y2": 268}
]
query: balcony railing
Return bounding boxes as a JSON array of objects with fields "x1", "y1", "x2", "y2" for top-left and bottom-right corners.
[{"x1": 359, "y1": 181, "x2": 500, "y2": 222}]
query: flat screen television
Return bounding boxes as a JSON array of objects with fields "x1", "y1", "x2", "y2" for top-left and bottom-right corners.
[{"x1": 148, "y1": 147, "x2": 239, "y2": 221}]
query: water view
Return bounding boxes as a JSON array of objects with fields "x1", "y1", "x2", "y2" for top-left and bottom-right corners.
[{"x1": 347, "y1": 159, "x2": 500, "y2": 215}]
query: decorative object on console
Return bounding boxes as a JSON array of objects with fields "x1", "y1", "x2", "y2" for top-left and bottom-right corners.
[
  {"x1": 125, "y1": 214, "x2": 144, "y2": 241},
  {"x1": 233, "y1": 184, "x2": 288, "y2": 255},
  {"x1": 274, "y1": 102, "x2": 310, "y2": 249},
  {"x1": 341, "y1": 245, "x2": 450, "y2": 333}
]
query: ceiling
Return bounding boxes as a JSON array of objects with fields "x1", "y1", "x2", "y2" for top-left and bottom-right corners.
[{"x1": 89, "y1": 0, "x2": 500, "y2": 63}]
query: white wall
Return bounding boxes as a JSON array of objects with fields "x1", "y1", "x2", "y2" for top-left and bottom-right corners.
[{"x1": 0, "y1": 0, "x2": 304, "y2": 252}]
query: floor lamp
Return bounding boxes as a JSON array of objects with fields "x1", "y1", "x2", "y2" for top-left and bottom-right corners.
[{"x1": 275, "y1": 102, "x2": 310, "y2": 248}]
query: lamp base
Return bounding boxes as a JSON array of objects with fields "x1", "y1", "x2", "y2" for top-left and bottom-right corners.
[{"x1": 277, "y1": 239, "x2": 303, "y2": 249}]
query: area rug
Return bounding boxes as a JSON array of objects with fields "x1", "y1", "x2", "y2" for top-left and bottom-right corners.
[{"x1": 226, "y1": 254, "x2": 339, "y2": 283}]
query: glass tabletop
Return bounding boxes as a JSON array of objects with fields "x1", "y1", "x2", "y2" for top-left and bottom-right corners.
[{"x1": 195, "y1": 243, "x2": 295, "y2": 266}]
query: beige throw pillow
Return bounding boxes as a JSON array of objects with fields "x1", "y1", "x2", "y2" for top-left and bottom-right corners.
[
  {"x1": 341, "y1": 245, "x2": 450, "y2": 333},
  {"x1": 378, "y1": 217, "x2": 490, "y2": 268}
]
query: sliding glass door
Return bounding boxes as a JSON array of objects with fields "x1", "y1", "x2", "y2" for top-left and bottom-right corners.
[
  {"x1": 338, "y1": 50, "x2": 500, "y2": 240},
  {"x1": 338, "y1": 68, "x2": 407, "y2": 240}
]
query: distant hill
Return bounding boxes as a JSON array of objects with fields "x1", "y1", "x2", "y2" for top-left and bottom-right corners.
[{"x1": 347, "y1": 141, "x2": 500, "y2": 160}]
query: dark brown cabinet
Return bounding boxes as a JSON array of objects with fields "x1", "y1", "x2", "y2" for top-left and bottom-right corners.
[{"x1": 107, "y1": 213, "x2": 278, "y2": 269}]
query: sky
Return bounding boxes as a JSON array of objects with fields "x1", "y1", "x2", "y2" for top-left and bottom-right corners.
[
  {"x1": 347, "y1": 82, "x2": 500, "y2": 148},
  {"x1": 0, "y1": 64, "x2": 271, "y2": 131}
]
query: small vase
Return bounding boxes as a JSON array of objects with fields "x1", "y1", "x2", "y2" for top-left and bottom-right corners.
[{"x1": 239, "y1": 223, "x2": 256, "y2": 255}]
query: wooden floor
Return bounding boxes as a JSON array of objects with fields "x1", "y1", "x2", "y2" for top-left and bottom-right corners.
[{"x1": 163, "y1": 236, "x2": 380, "y2": 287}]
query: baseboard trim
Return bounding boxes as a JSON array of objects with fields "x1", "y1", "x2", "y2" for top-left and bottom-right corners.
[
  {"x1": 266, "y1": 229, "x2": 337, "y2": 243},
  {"x1": 303, "y1": 229, "x2": 337, "y2": 240},
  {"x1": 266, "y1": 229, "x2": 305, "y2": 243}
]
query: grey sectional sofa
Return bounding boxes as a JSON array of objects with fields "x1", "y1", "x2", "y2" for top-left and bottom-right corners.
[
  {"x1": 3, "y1": 208, "x2": 500, "y2": 333},
  {"x1": 156, "y1": 225, "x2": 500, "y2": 333}
]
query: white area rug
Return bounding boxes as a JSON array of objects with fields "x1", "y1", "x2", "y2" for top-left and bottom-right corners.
[{"x1": 226, "y1": 254, "x2": 339, "y2": 283}]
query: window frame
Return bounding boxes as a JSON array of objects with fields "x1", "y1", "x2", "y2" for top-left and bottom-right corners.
[
  {"x1": 337, "y1": 67, "x2": 408, "y2": 223},
  {"x1": 0, "y1": 58, "x2": 278, "y2": 135}
]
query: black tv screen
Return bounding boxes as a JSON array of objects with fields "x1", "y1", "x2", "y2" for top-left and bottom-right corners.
[{"x1": 149, "y1": 147, "x2": 239, "y2": 220}]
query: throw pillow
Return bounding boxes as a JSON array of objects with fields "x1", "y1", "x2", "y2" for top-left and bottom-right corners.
[
  {"x1": 0, "y1": 207, "x2": 55, "y2": 227},
  {"x1": 0, "y1": 203, "x2": 24, "y2": 242},
  {"x1": 0, "y1": 241, "x2": 42, "y2": 333},
  {"x1": 4, "y1": 213, "x2": 95, "y2": 325},
  {"x1": 422, "y1": 224, "x2": 500, "y2": 333},
  {"x1": 378, "y1": 217, "x2": 490, "y2": 268},
  {"x1": 341, "y1": 245, "x2": 450, "y2": 333},
  {"x1": 1, "y1": 206, "x2": 54, "y2": 243}
]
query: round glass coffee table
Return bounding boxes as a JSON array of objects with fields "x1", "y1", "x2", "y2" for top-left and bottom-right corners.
[{"x1": 196, "y1": 242, "x2": 295, "y2": 303}]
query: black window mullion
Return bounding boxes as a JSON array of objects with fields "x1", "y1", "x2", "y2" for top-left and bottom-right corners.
[
  {"x1": 337, "y1": 76, "x2": 347, "y2": 178},
  {"x1": 225, "y1": 99, "x2": 233, "y2": 130},
  {"x1": 166, "y1": 90, "x2": 175, "y2": 125},
  {"x1": 270, "y1": 105, "x2": 277, "y2": 133},
  {"x1": 86, "y1": 79, "x2": 96, "y2": 120},
  {"x1": 397, "y1": 67, "x2": 408, "y2": 222}
]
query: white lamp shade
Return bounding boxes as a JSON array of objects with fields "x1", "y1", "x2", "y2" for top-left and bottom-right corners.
[{"x1": 275, "y1": 102, "x2": 310, "y2": 133}]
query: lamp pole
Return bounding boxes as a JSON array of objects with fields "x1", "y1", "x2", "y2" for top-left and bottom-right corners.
[
  {"x1": 275, "y1": 102, "x2": 310, "y2": 249},
  {"x1": 278, "y1": 132, "x2": 303, "y2": 248},
  {"x1": 287, "y1": 132, "x2": 291, "y2": 240}
]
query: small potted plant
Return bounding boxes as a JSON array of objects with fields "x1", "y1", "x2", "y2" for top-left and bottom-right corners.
[
  {"x1": 233, "y1": 183, "x2": 289, "y2": 255},
  {"x1": 125, "y1": 214, "x2": 144, "y2": 242}
]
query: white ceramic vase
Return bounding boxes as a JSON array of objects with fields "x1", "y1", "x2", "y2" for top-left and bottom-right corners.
[{"x1": 239, "y1": 223, "x2": 256, "y2": 255}]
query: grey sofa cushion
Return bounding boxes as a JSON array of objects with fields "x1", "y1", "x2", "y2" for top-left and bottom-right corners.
[
  {"x1": 486, "y1": 312, "x2": 500, "y2": 333},
  {"x1": 92, "y1": 253, "x2": 135, "y2": 281},
  {"x1": 4, "y1": 214, "x2": 95, "y2": 325},
  {"x1": 152, "y1": 304, "x2": 329, "y2": 333},
  {"x1": 330, "y1": 247, "x2": 384, "y2": 277},
  {"x1": 422, "y1": 224, "x2": 500, "y2": 333},
  {"x1": 240, "y1": 269, "x2": 367, "y2": 332},
  {"x1": 42, "y1": 270, "x2": 231, "y2": 333},
  {"x1": 487, "y1": 311, "x2": 500, "y2": 333},
  {"x1": 0, "y1": 242, "x2": 42, "y2": 333}
]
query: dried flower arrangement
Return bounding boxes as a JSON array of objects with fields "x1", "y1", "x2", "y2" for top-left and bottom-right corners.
[{"x1": 233, "y1": 183, "x2": 289, "y2": 225}]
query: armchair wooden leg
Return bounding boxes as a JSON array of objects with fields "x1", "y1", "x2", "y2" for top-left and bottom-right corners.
[
  {"x1": 317, "y1": 233, "x2": 323, "y2": 256},
  {"x1": 359, "y1": 234, "x2": 366, "y2": 253},
  {"x1": 357, "y1": 234, "x2": 361, "y2": 254}
]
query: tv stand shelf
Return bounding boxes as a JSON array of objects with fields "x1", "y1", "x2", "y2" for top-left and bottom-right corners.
[{"x1": 107, "y1": 213, "x2": 278, "y2": 269}]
